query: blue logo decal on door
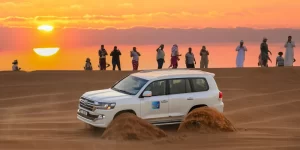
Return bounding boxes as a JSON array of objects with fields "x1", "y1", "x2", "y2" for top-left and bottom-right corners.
[{"x1": 152, "y1": 101, "x2": 160, "y2": 109}]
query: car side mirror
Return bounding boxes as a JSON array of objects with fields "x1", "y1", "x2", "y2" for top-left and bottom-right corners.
[{"x1": 142, "y1": 91, "x2": 152, "y2": 97}]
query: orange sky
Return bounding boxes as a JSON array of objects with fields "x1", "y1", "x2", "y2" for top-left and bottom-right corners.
[{"x1": 1, "y1": 0, "x2": 300, "y2": 29}]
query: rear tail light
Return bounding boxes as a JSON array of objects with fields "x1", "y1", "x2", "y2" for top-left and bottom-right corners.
[{"x1": 219, "y1": 91, "x2": 223, "y2": 99}]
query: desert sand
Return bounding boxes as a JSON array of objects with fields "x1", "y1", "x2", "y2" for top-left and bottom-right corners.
[{"x1": 1, "y1": 67, "x2": 300, "y2": 150}]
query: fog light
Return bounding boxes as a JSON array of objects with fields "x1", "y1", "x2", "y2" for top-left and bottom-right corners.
[
  {"x1": 93, "y1": 114, "x2": 105, "y2": 121},
  {"x1": 98, "y1": 114, "x2": 105, "y2": 119}
]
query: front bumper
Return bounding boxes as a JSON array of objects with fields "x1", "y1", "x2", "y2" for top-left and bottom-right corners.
[{"x1": 77, "y1": 108, "x2": 113, "y2": 128}]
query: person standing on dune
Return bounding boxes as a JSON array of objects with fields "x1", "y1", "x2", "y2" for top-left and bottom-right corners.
[
  {"x1": 84, "y1": 58, "x2": 93, "y2": 71},
  {"x1": 98, "y1": 45, "x2": 108, "y2": 70},
  {"x1": 276, "y1": 52, "x2": 284, "y2": 67},
  {"x1": 200, "y1": 46, "x2": 209, "y2": 68},
  {"x1": 185, "y1": 47, "x2": 196, "y2": 68},
  {"x1": 110, "y1": 46, "x2": 122, "y2": 71},
  {"x1": 260, "y1": 37, "x2": 272, "y2": 67},
  {"x1": 130, "y1": 47, "x2": 141, "y2": 71},
  {"x1": 169, "y1": 44, "x2": 181, "y2": 69},
  {"x1": 12, "y1": 60, "x2": 21, "y2": 71},
  {"x1": 156, "y1": 44, "x2": 165, "y2": 69},
  {"x1": 284, "y1": 36, "x2": 296, "y2": 66},
  {"x1": 236, "y1": 40, "x2": 247, "y2": 68}
]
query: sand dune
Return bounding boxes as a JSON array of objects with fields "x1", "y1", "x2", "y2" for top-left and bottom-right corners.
[{"x1": 1, "y1": 68, "x2": 300, "y2": 149}]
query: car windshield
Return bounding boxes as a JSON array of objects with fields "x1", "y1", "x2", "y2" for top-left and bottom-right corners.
[{"x1": 111, "y1": 75, "x2": 148, "y2": 95}]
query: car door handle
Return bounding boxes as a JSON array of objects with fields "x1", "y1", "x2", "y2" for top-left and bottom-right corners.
[
  {"x1": 187, "y1": 97, "x2": 194, "y2": 100},
  {"x1": 161, "y1": 100, "x2": 168, "y2": 103}
]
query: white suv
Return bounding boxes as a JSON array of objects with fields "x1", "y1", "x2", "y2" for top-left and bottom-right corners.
[{"x1": 77, "y1": 69, "x2": 224, "y2": 128}]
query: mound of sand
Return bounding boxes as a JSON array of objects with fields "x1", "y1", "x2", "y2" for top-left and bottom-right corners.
[
  {"x1": 101, "y1": 113, "x2": 167, "y2": 141},
  {"x1": 178, "y1": 107, "x2": 236, "y2": 133}
]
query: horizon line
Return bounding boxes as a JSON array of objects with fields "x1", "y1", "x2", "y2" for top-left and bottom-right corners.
[{"x1": 2, "y1": 26, "x2": 300, "y2": 30}]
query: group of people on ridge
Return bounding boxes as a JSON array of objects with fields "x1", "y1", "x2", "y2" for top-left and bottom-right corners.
[
  {"x1": 84, "y1": 45, "x2": 123, "y2": 71},
  {"x1": 235, "y1": 36, "x2": 296, "y2": 68},
  {"x1": 83, "y1": 44, "x2": 210, "y2": 71},
  {"x1": 84, "y1": 45, "x2": 142, "y2": 71},
  {"x1": 155, "y1": 44, "x2": 210, "y2": 69},
  {"x1": 11, "y1": 36, "x2": 297, "y2": 71}
]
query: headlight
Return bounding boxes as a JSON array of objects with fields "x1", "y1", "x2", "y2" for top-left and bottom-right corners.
[{"x1": 92, "y1": 103, "x2": 116, "y2": 111}]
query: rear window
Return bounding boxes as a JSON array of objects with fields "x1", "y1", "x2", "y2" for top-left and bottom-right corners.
[{"x1": 191, "y1": 78, "x2": 209, "y2": 92}]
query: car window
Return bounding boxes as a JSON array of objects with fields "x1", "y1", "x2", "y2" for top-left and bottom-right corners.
[
  {"x1": 186, "y1": 79, "x2": 192, "y2": 93},
  {"x1": 169, "y1": 79, "x2": 191, "y2": 95},
  {"x1": 191, "y1": 78, "x2": 209, "y2": 92},
  {"x1": 112, "y1": 76, "x2": 148, "y2": 95},
  {"x1": 144, "y1": 80, "x2": 166, "y2": 96}
]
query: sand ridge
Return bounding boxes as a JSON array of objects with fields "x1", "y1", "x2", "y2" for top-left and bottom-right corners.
[
  {"x1": 101, "y1": 113, "x2": 167, "y2": 141},
  {"x1": 178, "y1": 107, "x2": 236, "y2": 133},
  {"x1": 1, "y1": 67, "x2": 300, "y2": 149}
]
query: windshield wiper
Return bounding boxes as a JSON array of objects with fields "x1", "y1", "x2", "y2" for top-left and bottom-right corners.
[{"x1": 112, "y1": 88, "x2": 134, "y2": 95}]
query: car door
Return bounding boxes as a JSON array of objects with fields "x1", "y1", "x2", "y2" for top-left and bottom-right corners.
[
  {"x1": 140, "y1": 80, "x2": 170, "y2": 124},
  {"x1": 190, "y1": 78, "x2": 217, "y2": 106},
  {"x1": 167, "y1": 78, "x2": 194, "y2": 122}
]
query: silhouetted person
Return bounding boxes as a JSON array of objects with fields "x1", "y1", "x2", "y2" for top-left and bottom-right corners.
[
  {"x1": 284, "y1": 36, "x2": 296, "y2": 66},
  {"x1": 84, "y1": 58, "x2": 93, "y2": 71},
  {"x1": 110, "y1": 46, "x2": 121, "y2": 71},
  {"x1": 12, "y1": 60, "x2": 21, "y2": 71},
  {"x1": 276, "y1": 52, "x2": 284, "y2": 67},
  {"x1": 99, "y1": 63, "x2": 111, "y2": 69},
  {"x1": 185, "y1": 47, "x2": 196, "y2": 68},
  {"x1": 156, "y1": 44, "x2": 165, "y2": 69},
  {"x1": 169, "y1": 44, "x2": 181, "y2": 69},
  {"x1": 130, "y1": 47, "x2": 141, "y2": 71},
  {"x1": 260, "y1": 37, "x2": 272, "y2": 67},
  {"x1": 98, "y1": 45, "x2": 108, "y2": 70},
  {"x1": 258, "y1": 53, "x2": 272, "y2": 67},
  {"x1": 236, "y1": 40, "x2": 247, "y2": 68},
  {"x1": 200, "y1": 46, "x2": 209, "y2": 68}
]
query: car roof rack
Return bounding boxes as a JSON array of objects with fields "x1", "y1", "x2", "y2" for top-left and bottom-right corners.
[{"x1": 138, "y1": 68, "x2": 190, "y2": 73}]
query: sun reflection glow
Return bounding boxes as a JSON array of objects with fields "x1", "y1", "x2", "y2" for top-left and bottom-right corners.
[
  {"x1": 37, "y1": 25, "x2": 54, "y2": 32},
  {"x1": 33, "y1": 48, "x2": 59, "y2": 56}
]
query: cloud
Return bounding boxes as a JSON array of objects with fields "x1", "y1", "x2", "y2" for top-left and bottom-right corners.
[
  {"x1": 0, "y1": 2, "x2": 16, "y2": 7},
  {"x1": 118, "y1": 3, "x2": 134, "y2": 8},
  {"x1": 70, "y1": 4, "x2": 82, "y2": 9},
  {"x1": 0, "y1": 10, "x2": 298, "y2": 29},
  {"x1": 34, "y1": 16, "x2": 74, "y2": 21},
  {"x1": 1, "y1": 16, "x2": 31, "y2": 22},
  {"x1": 0, "y1": 2, "x2": 32, "y2": 8},
  {"x1": 58, "y1": 4, "x2": 83, "y2": 11},
  {"x1": 83, "y1": 14, "x2": 124, "y2": 21}
]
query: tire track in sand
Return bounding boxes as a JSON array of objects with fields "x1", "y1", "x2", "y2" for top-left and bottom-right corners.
[
  {"x1": 226, "y1": 88, "x2": 300, "y2": 101},
  {"x1": 0, "y1": 93, "x2": 66, "y2": 101}
]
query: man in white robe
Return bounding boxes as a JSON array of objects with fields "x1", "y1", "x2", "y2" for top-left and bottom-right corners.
[
  {"x1": 236, "y1": 40, "x2": 247, "y2": 67},
  {"x1": 284, "y1": 36, "x2": 296, "y2": 66}
]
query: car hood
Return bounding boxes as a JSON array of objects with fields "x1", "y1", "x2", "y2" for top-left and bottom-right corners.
[{"x1": 81, "y1": 88, "x2": 133, "y2": 102}]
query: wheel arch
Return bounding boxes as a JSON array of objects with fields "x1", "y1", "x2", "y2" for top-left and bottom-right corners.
[
  {"x1": 188, "y1": 104, "x2": 208, "y2": 113},
  {"x1": 113, "y1": 109, "x2": 137, "y2": 119}
]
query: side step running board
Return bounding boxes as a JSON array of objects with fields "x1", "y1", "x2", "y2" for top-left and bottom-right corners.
[{"x1": 152, "y1": 121, "x2": 182, "y2": 126}]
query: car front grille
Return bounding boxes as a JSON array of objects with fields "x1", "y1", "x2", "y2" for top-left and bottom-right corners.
[{"x1": 79, "y1": 97, "x2": 96, "y2": 111}]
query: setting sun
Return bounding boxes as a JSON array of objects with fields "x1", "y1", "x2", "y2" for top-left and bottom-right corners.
[
  {"x1": 33, "y1": 48, "x2": 59, "y2": 56},
  {"x1": 37, "y1": 25, "x2": 54, "y2": 32}
]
